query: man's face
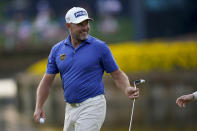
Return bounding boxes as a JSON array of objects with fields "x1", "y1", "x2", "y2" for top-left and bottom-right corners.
[{"x1": 69, "y1": 20, "x2": 90, "y2": 41}]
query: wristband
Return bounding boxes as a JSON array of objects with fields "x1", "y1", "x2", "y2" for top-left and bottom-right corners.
[{"x1": 193, "y1": 91, "x2": 197, "y2": 100}]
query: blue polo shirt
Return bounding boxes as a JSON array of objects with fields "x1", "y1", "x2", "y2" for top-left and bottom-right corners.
[{"x1": 46, "y1": 35, "x2": 118, "y2": 103}]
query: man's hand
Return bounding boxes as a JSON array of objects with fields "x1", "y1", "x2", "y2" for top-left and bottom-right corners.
[
  {"x1": 33, "y1": 74, "x2": 55, "y2": 123},
  {"x1": 176, "y1": 94, "x2": 195, "y2": 108},
  {"x1": 125, "y1": 87, "x2": 139, "y2": 100},
  {"x1": 33, "y1": 108, "x2": 46, "y2": 123}
]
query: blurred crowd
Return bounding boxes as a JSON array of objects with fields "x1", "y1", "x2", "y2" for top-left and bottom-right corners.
[
  {"x1": 0, "y1": 1, "x2": 67, "y2": 51},
  {"x1": 0, "y1": 0, "x2": 123, "y2": 51}
]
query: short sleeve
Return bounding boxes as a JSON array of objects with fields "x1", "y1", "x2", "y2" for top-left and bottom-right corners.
[
  {"x1": 101, "y1": 44, "x2": 119, "y2": 73},
  {"x1": 46, "y1": 46, "x2": 59, "y2": 74}
]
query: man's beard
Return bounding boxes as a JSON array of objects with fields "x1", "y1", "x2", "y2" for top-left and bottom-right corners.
[{"x1": 78, "y1": 33, "x2": 88, "y2": 41}]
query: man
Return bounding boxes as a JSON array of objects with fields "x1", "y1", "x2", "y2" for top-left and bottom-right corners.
[
  {"x1": 33, "y1": 7, "x2": 139, "y2": 131},
  {"x1": 176, "y1": 91, "x2": 197, "y2": 108}
]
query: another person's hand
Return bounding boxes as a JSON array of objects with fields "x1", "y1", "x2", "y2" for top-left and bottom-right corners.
[
  {"x1": 125, "y1": 87, "x2": 139, "y2": 100},
  {"x1": 33, "y1": 108, "x2": 46, "y2": 123},
  {"x1": 176, "y1": 94, "x2": 195, "y2": 108}
]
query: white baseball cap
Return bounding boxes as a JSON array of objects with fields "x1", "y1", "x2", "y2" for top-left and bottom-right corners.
[{"x1": 65, "y1": 7, "x2": 93, "y2": 24}]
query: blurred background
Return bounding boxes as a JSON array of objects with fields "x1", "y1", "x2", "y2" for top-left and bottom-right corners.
[{"x1": 0, "y1": 0, "x2": 197, "y2": 131}]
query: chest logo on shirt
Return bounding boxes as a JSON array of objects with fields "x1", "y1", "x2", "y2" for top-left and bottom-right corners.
[{"x1": 60, "y1": 54, "x2": 66, "y2": 61}]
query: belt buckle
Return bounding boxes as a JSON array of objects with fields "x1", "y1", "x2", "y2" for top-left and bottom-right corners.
[{"x1": 70, "y1": 103, "x2": 80, "y2": 107}]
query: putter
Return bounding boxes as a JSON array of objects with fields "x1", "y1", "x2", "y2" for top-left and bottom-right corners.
[{"x1": 129, "y1": 79, "x2": 145, "y2": 131}]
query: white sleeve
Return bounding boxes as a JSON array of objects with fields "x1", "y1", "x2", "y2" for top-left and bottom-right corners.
[{"x1": 192, "y1": 91, "x2": 197, "y2": 100}]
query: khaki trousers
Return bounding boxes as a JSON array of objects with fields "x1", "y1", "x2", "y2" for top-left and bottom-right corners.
[{"x1": 63, "y1": 95, "x2": 106, "y2": 131}]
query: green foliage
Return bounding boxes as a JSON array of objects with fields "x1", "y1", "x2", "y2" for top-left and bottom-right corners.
[{"x1": 89, "y1": 18, "x2": 134, "y2": 43}]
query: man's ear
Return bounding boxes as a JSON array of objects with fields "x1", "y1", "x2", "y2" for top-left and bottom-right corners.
[{"x1": 66, "y1": 23, "x2": 70, "y2": 28}]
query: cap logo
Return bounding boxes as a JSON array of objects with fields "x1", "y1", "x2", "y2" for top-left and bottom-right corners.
[{"x1": 74, "y1": 11, "x2": 87, "y2": 18}]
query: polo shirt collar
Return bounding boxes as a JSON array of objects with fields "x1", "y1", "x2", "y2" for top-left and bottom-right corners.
[{"x1": 64, "y1": 35, "x2": 91, "y2": 46}]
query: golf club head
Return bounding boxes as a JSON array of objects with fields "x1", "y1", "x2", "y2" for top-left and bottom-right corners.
[{"x1": 134, "y1": 79, "x2": 145, "y2": 86}]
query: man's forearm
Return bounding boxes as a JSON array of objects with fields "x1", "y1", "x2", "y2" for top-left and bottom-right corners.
[
  {"x1": 111, "y1": 69, "x2": 139, "y2": 100},
  {"x1": 111, "y1": 69, "x2": 131, "y2": 92},
  {"x1": 35, "y1": 84, "x2": 50, "y2": 110},
  {"x1": 35, "y1": 74, "x2": 55, "y2": 110}
]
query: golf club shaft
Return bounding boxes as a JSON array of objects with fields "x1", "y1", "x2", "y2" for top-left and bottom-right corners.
[
  {"x1": 129, "y1": 83, "x2": 136, "y2": 131},
  {"x1": 129, "y1": 98, "x2": 135, "y2": 131}
]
